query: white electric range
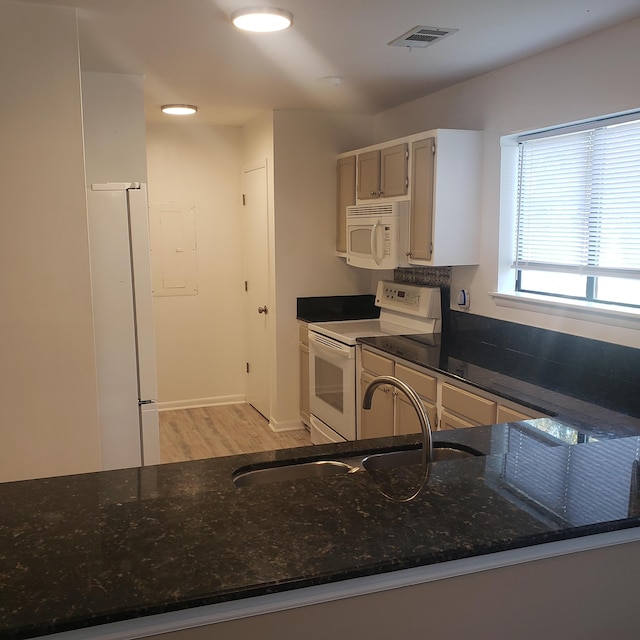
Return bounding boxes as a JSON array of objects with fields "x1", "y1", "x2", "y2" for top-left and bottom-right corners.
[{"x1": 308, "y1": 280, "x2": 442, "y2": 444}]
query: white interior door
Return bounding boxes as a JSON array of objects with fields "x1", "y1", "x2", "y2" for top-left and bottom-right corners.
[{"x1": 242, "y1": 164, "x2": 270, "y2": 418}]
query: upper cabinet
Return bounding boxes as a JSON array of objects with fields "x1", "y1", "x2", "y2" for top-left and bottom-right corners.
[
  {"x1": 409, "y1": 137, "x2": 435, "y2": 262},
  {"x1": 357, "y1": 144, "x2": 408, "y2": 200},
  {"x1": 336, "y1": 155, "x2": 356, "y2": 254},
  {"x1": 336, "y1": 129, "x2": 482, "y2": 266}
]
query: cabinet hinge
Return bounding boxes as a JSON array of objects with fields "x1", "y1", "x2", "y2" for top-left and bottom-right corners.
[
  {"x1": 405, "y1": 177, "x2": 409, "y2": 188},
  {"x1": 246, "y1": 362, "x2": 250, "y2": 373},
  {"x1": 432, "y1": 143, "x2": 436, "y2": 155}
]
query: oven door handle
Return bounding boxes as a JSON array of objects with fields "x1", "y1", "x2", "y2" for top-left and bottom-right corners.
[{"x1": 309, "y1": 331, "x2": 354, "y2": 358}]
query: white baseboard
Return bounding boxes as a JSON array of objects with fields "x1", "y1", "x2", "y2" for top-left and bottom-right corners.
[
  {"x1": 157, "y1": 395, "x2": 245, "y2": 412},
  {"x1": 268, "y1": 417, "x2": 307, "y2": 432}
]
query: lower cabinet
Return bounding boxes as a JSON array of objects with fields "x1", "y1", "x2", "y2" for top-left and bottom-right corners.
[
  {"x1": 396, "y1": 394, "x2": 438, "y2": 435},
  {"x1": 299, "y1": 324, "x2": 310, "y2": 427},
  {"x1": 440, "y1": 382, "x2": 496, "y2": 430},
  {"x1": 359, "y1": 350, "x2": 438, "y2": 439},
  {"x1": 360, "y1": 370, "x2": 394, "y2": 439},
  {"x1": 496, "y1": 405, "x2": 537, "y2": 423},
  {"x1": 358, "y1": 346, "x2": 546, "y2": 437}
]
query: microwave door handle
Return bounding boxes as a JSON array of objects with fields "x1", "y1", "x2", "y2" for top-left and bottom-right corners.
[{"x1": 370, "y1": 221, "x2": 383, "y2": 265}]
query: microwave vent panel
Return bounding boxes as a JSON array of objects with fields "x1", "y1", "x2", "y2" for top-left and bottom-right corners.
[{"x1": 388, "y1": 26, "x2": 458, "y2": 49}]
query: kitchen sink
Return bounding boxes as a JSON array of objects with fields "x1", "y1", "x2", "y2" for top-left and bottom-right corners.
[
  {"x1": 233, "y1": 460, "x2": 353, "y2": 488},
  {"x1": 233, "y1": 442, "x2": 483, "y2": 488}
]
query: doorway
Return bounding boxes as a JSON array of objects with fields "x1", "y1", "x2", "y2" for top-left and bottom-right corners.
[{"x1": 242, "y1": 163, "x2": 270, "y2": 419}]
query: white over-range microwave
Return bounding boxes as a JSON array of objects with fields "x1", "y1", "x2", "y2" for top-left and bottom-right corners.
[{"x1": 346, "y1": 201, "x2": 410, "y2": 270}]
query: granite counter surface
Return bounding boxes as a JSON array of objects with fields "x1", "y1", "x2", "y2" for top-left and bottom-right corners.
[{"x1": 1, "y1": 425, "x2": 639, "y2": 639}]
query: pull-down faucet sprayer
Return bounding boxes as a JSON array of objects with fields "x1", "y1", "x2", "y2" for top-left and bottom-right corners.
[{"x1": 362, "y1": 376, "x2": 433, "y2": 502}]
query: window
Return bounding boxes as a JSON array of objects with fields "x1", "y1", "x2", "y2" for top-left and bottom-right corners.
[{"x1": 514, "y1": 114, "x2": 640, "y2": 308}]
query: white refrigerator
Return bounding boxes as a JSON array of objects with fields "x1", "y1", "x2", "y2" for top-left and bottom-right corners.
[{"x1": 87, "y1": 182, "x2": 160, "y2": 470}]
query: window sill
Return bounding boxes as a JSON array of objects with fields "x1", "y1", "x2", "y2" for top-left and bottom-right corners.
[{"x1": 490, "y1": 291, "x2": 640, "y2": 330}]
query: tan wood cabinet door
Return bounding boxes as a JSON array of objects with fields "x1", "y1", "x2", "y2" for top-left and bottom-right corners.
[
  {"x1": 395, "y1": 394, "x2": 438, "y2": 435},
  {"x1": 380, "y1": 143, "x2": 408, "y2": 197},
  {"x1": 336, "y1": 155, "x2": 356, "y2": 253},
  {"x1": 409, "y1": 137, "x2": 436, "y2": 261},
  {"x1": 360, "y1": 371, "x2": 394, "y2": 439},
  {"x1": 357, "y1": 150, "x2": 381, "y2": 200}
]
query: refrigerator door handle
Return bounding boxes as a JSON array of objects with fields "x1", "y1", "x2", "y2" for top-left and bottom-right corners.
[{"x1": 127, "y1": 184, "x2": 159, "y2": 404}]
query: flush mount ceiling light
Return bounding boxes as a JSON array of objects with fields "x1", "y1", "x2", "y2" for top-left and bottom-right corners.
[
  {"x1": 161, "y1": 104, "x2": 198, "y2": 115},
  {"x1": 231, "y1": 7, "x2": 293, "y2": 32}
]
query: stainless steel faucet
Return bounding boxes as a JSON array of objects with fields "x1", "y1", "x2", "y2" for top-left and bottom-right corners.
[{"x1": 362, "y1": 375, "x2": 433, "y2": 502}]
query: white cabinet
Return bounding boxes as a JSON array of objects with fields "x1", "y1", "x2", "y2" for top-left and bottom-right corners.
[
  {"x1": 337, "y1": 128, "x2": 482, "y2": 267},
  {"x1": 409, "y1": 130, "x2": 483, "y2": 266}
]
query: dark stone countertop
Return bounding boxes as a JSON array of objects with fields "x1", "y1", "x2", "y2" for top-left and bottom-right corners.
[
  {"x1": 357, "y1": 333, "x2": 640, "y2": 440},
  {"x1": 1, "y1": 425, "x2": 640, "y2": 639}
]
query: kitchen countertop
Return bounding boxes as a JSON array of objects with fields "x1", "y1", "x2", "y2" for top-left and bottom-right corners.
[
  {"x1": 358, "y1": 333, "x2": 640, "y2": 439},
  {"x1": 1, "y1": 424, "x2": 639, "y2": 639}
]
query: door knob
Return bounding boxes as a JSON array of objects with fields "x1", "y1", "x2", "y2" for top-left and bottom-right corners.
[{"x1": 258, "y1": 306, "x2": 268, "y2": 314}]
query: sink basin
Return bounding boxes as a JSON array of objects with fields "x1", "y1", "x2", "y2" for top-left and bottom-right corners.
[
  {"x1": 233, "y1": 460, "x2": 353, "y2": 488},
  {"x1": 233, "y1": 442, "x2": 482, "y2": 488},
  {"x1": 361, "y1": 444, "x2": 481, "y2": 472}
]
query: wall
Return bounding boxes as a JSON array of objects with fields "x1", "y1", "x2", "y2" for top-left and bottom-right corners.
[
  {"x1": 146, "y1": 122, "x2": 245, "y2": 407},
  {"x1": 372, "y1": 17, "x2": 640, "y2": 349},
  {"x1": 270, "y1": 110, "x2": 375, "y2": 428},
  {"x1": 153, "y1": 540, "x2": 640, "y2": 640},
  {"x1": 0, "y1": 1, "x2": 101, "y2": 482},
  {"x1": 238, "y1": 110, "x2": 376, "y2": 429}
]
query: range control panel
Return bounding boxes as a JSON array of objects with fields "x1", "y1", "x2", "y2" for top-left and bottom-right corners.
[{"x1": 375, "y1": 280, "x2": 439, "y2": 318}]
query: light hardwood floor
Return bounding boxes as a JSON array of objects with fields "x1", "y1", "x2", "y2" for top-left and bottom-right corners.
[{"x1": 159, "y1": 403, "x2": 312, "y2": 463}]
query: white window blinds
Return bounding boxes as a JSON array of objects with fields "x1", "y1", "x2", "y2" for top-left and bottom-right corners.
[{"x1": 514, "y1": 116, "x2": 640, "y2": 279}]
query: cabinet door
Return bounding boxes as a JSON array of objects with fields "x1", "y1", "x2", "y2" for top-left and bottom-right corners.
[
  {"x1": 357, "y1": 150, "x2": 381, "y2": 200},
  {"x1": 497, "y1": 405, "x2": 541, "y2": 423},
  {"x1": 395, "y1": 363, "x2": 437, "y2": 403},
  {"x1": 360, "y1": 372, "x2": 394, "y2": 439},
  {"x1": 440, "y1": 410, "x2": 475, "y2": 431},
  {"x1": 380, "y1": 143, "x2": 408, "y2": 197},
  {"x1": 441, "y1": 383, "x2": 496, "y2": 426},
  {"x1": 336, "y1": 155, "x2": 356, "y2": 253},
  {"x1": 361, "y1": 349, "x2": 394, "y2": 377},
  {"x1": 409, "y1": 137, "x2": 435, "y2": 261},
  {"x1": 299, "y1": 342, "x2": 310, "y2": 426},
  {"x1": 395, "y1": 394, "x2": 438, "y2": 435}
]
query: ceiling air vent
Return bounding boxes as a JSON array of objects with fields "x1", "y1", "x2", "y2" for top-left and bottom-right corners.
[{"x1": 388, "y1": 26, "x2": 458, "y2": 49}]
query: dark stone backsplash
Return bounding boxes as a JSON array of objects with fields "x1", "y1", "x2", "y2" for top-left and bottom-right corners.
[
  {"x1": 393, "y1": 266, "x2": 452, "y2": 288},
  {"x1": 449, "y1": 311, "x2": 640, "y2": 388},
  {"x1": 297, "y1": 294, "x2": 379, "y2": 323}
]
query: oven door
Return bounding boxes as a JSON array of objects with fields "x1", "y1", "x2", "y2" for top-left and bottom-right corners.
[{"x1": 308, "y1": 331, "x2": 356, "y2": 441}]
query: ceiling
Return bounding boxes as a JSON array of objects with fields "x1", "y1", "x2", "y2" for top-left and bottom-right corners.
[{"x1": 20, "y1": 0, "x2": 640, "y2": 125}]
